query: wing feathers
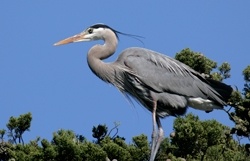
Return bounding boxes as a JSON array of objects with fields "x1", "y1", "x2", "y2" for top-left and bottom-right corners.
[{"x1": 119, "y1": 47, "x2": 231, "y2": 106}]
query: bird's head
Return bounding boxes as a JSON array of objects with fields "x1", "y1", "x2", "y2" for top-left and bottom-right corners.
[{"x1": 54, "y1": 23, "x2": 119, "y2": 46}]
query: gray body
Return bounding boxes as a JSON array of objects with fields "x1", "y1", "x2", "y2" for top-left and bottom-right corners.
[
  {"x1": 54, "y1": 24, "x2": 232, "y2": 161},
  {"x1": 92, "y1": 46, "x2": 230, "y2": 117}
]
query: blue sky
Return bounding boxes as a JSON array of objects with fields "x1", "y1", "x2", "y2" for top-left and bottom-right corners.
[{"x1": 1, "y1": 1, "x2": 250, "y2": 143}]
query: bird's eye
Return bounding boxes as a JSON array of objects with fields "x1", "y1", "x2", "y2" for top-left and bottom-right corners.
[{"x1": 88, "y1": 28, "x2": 93, "y2": 34}]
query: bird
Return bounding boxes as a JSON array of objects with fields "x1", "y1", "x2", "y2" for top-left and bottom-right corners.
[{"x1": 54, "y1": 23, "x2": 233, "y2": 161}]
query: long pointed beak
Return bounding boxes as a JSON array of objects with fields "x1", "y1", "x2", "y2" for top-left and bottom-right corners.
[{"x1": 54, "y1": 31, "x2": 89, "y2": 46}]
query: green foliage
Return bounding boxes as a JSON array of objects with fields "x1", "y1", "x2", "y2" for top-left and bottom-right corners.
[
  {"x1": 171, "y1": 114, "x2": 228, "y2": 159},
  {"x1": 0, "y1": 141, "x2": 12, "y2": 161},
  {"x1": 41, "y1": 139, "x2": 57, "y2": 159},
  {"x1": 243, "y1": 66, "x2": 250, "y2": 100},
  {"x1": 218, "y1": 62, "x2": 231, "y2": 80},
  {"x1": 6, "y1": 112, "x2": 32, "y2": 145},
  {"x1": 0, "y1": 129, "x2": 6, "y2": 142},
  {"x1": 175, "y1": 48, "x2": 232, "y2": 82},
  {"x1": 227, "y1": 66, "x2": 250, "y2": 139},
  {"x1": 92, "y1": 124, "x2": 108, "y2": 144},
  {"x1": 101, "y1": 137, "x2": 131, "y2": 161},
  {"x1": 128, "y1": 134, "x2": 150, "y2": 161},
  {"x1": 210, "y1": 62, "x2": 231, "y2": 82},
  {"x1": 81, "y1": 142, "x2": 107, "y2": 161},
  {"x1": 92, "y1": 122, "x2": 124, "y2": 145},
  {"x1": 170, "y1": 113, "x2": 249, "y2": 161},
  {"x1": 1, "y1": 112, "x2": 249, "y2": 161},
  {"x1": 243, "y1": 65, "x2": 250, "y2": 82},
  {"x1": 52, "y1": 130, "x2": 82, "y2": 160},
  {"x1": 175, "y1": 48, "x2": 217, "y2": 75},
  {"x1": 13, "y1": 140, "x2": 42, "y2": 161}
]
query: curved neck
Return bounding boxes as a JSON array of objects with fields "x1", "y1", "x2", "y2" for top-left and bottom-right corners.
[{"x1": 87, "y1": 29, "x2": 118, "y2": 83}]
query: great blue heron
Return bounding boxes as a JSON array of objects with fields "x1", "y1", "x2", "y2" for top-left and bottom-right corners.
[{"x1": 54, "y1": 23, "x2": 232, "y2": 161}]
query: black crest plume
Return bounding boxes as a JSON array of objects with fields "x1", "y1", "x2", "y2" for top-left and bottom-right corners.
[{"x1": 89, "y1": 23, "x2": 144, "y2": 44}]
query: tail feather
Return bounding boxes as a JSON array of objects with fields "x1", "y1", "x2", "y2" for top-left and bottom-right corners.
[{"x1": 206, "y1": 78, "x2": 233, "y2": 102}]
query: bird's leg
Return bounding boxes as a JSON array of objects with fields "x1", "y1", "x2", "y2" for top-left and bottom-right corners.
[
  {"x1": 150, "y1": 101, "x2": 158, "y2": 161},
  {"x1": 150, "y1": 101, "x2": 164, "y2": 161},
  {"x1": 152, "y1": 117, "x2": 164, "y2": 159}
]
